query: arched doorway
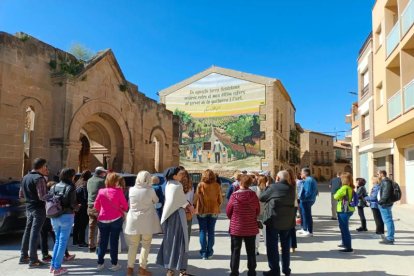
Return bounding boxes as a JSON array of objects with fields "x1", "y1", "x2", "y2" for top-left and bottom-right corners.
[
  {"x1": 77, "y1": 113, "x2": 124, "y2": 172},
  {"x1": 22, "y1": 106, "x2": 35, "y2": 175},
  {"x1": 150, "y1": 127, "x2": 166, "y2": 173}
]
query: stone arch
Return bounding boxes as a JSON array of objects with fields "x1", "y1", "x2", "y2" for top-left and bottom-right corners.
[
  {"x1": 67, "y1": 100, "x2": 132, "y2": 172},
  {"x1": 150, "y1": 126, "x2": 167, "y2": 172}
]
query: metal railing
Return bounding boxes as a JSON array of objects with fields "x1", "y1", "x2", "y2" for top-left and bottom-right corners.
[
  {"x1": 404, "y1": 80, "x2": 414, "y2": 112},
  {"x1": 361, "y1": 85, "x2": 369, "y2": 98},
  {"x1": 362, "y1": 129, "x2": 370, "y2": 140},
  {"x1": 386, "y1": 20, "x2": 400, "y2": 57},
  {"x1": 402, "y1": 0, "x2": 414, "y2": 35},
  {"x1": 388, "y1": 90, "x2": 402, "y2": 121}
]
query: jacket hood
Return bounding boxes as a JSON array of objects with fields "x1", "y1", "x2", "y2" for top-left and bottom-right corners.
[{"x1": 232, "y1": 189, "x2": 257, "y2": 203}]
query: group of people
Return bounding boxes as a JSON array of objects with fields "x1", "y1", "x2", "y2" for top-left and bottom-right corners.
[
  {"x1": 329, "y1": 170, "x2": 397, "y2": 253},
  {"x1": 185, "y1": 140, "x2": 228, "y2": 164},
  {"x1": 17, "y1": 156, "x2": 398, "y2": 276}
]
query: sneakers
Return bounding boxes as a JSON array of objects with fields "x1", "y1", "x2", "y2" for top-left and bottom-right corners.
[
  {"x1": 28, "y1": 260, "x2": 48, "y2": 268},
  {"x1": 63, "y1": 254, "x2": 75, "y2": 262},
  {"x1": 18, "y1": 256, "x2": 30, "y2": 264},
  {"x1": 298, "y1": 231, "x2": 313, "y2": 237},
  {"x1": 97, "y1": 264, "x2": 105, "y2": 271},
  {"x1": 109, "y1": 263, "x2": 122, "y2": 271},
  {"x1": 337, "y1": 244, "x2": 345, "y2": 248},
  {"x1": 356, "y1": 227, "x2": 368, "y2": 232},
  {"x1": 379, "y1": 239, "x2": 394, "y2": 245},
  {"x1": 42, "y1": 254, "x2": 52, "y2": 263},
  {"x1": 339, "y1": 248, "x2": 354, "y2": 253},
  {"x1": 296, "y1": 229, "x2": 306, "y2": 235},
  {"x1": 53, "y1": 267, "x2": 68, "y2": 275}
]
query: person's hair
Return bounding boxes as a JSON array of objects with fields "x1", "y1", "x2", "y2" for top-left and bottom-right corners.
[
  {"x1": 59, "y1": 168, "x2": 76, "y2": 184},
  {"x1": 286, "y1": 169, "x2": 296, "y2": 186},
  {"x1": 268, "y1": 176, "x2": 275, "y2": 185},
  {"x1": 257, "y1": 175, "x2": 267, "y2": 190},
  {"x1": 178, "y1": 166, "x2": 185, "y2": 171},
  {"x1": 372, "y1": 176, "x2": 380, "y2": 185},
  {"x1": 340, "y1": 172, "x2": 355, "y2": 189},
  {"x1": 379, "y1": 170, "x2": 387, "y2": 177},
  {"x1": 47, "y1": 181, "x2": 57, "y2": 190},
  {"x1": 201, "y1": 169, "x2": 216, "y2": 184},
  {"x1": 80, "y1": 170, "x2": 92, "y2": 181},
  {"x1": 151, "y1": 176, "x2": 160, "y2": 184},
  {"x1": 105, "y1": 172, "x2": 121, "y2": 188},
  {"x1": 33, "y1": 158, "x2": 47, "y2": 170},
  {"x1": 357, "y1": 178, "x2": 366, "y2": 187},
  {"x1": 239, "y1": 174, "x2": 253, "y2": 188},
  {"x1": 336, "y1": 171, "x2": 342, "y2": 177},
  {"x1": 215, "y1": 173, "x2": 222, "y2": 185},
  {"x1": 117, "y1": 177, "x2": 126, "y2": 190},
  {"x1": 234, "y1": 173, "x2": 242, "y2": 182},
  {"x1": 301, "y1": 168, "x2": 310, "y2": 177},
  {"x1": 177, "y1": 170, "x2": 192, "y2": 193},
  {"x1": 277, "y1": 170, "x2": 289, "y2": 182}
]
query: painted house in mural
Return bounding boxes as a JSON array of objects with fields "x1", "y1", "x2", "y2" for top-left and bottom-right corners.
[{"x1": 160, "y1": 66, "x2": 301, "y2": 176}]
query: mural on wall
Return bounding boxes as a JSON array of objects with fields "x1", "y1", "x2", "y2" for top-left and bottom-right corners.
[{"x1": 165, "y1": 73, "x2": 265, "y2": 171}]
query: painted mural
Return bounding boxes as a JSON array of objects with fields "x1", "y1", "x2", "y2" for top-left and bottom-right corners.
[{"x1": 165, "y1": 73, "x2": 265, "y2": 171}]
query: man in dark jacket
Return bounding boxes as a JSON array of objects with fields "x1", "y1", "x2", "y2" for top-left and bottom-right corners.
[
  {"x1": 86, "y1": 166, "x2": 107, "y2": 252},
  {"x1": 329, "y1": 172, "x2": 342, "y2": 220},
  {"x1": 260, "y1": 170, "x2": 295, "y2": 276},
  {"x1": 377, "y1": 170, "x2": 395, "y2": 244},
  {"x1": 19, "y1": 158, "x2": 49, "y2": 267}
]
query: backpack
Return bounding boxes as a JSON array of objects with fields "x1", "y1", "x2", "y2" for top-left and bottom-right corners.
[
  {"x1": 392, "y1": 182, "x2": 402, "y2": 202},
  {"x1": 45, "y1": 184, "x2": 67, "y2": 218},
  {"x1": 349, "y1": 190, "x2": 359, "y2": 207},
  {"x1": 341, "y1": 188, "x2": 358, "y2": 212}
]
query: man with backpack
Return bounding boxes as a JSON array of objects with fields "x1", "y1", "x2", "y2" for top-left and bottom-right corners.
[
  {"x1": 377, "y1": 170, "x2": 396, "y2": 245},
  {"x1": 19, "y1": 158, "x2": 49, "y2": 267}
]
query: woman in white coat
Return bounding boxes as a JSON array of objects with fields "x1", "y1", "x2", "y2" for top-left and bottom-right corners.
[{"x1": 125, "y1": 171, "x2": 161, "y2": 276}]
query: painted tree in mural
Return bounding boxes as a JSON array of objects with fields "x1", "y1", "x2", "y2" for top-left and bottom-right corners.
[
  {"x1": 174, "y1": 109, "x2": 193, "y2": 144},
  {"x1": 226, "y1": 115, "x2": 259, "y2": 157}
]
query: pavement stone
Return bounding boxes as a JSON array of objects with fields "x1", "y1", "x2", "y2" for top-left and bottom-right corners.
[{"x1": 0, "y1": 183, "x2": 412, "y2": 276}]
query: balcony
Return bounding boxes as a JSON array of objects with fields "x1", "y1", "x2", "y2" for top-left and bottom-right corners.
[
  {"x1": 362, "y1": 129, "x2": 370, "y2": 140},
  {"x1": 404, "y1": 80, "x2": 414, "y2": 112},
  {"x1": 361, "y1": 85, "x2": 369, "y2": 98},
  {"x1": 402, "y1": 0, "x2": 414, "y2": 36},
  {"x1": 388, "y1": 90, "x2": 402, "y2": 121},
  {"x1": 335, "y1": 158, "x2": 351, "y2": 164},
  {"x1": 313, "y1": 160, "x2": 333, "y2": 166},
  {"x1": 386, "y1": 20, "x2": 400, "y2": 57}
]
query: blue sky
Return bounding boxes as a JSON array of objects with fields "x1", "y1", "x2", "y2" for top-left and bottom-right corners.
[{"x1": 0, "y1": 0, "x2": 375, "y2": 138}]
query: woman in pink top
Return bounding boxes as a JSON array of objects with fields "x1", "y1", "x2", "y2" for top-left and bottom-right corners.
[{"x1": 94, "y1": 173, "x2": 128, "y2": 272}]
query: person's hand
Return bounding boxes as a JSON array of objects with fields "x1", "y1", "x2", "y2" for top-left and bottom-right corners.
[{"x1": 187, "y1": 204, "x2": 195, "y2": 215}]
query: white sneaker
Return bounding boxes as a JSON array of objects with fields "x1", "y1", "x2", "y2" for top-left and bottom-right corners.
[
  {"x1": 109, "y1": 264, "x2": 122, "y2": 272},
  {"x1": 300, "y1": 231, "x2": 313, "y2": 237},
  {"x1": 296, "y1": 229, "x2": 306, "y2": 234},
  {"x1": 97, "y1": 264, "x2": 105, "y2": 271}
]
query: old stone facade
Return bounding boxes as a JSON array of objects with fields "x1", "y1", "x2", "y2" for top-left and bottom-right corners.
[
  {"x1": 300, "y1": 130, "x2": 334, "y2": 181},
  {"x1": 333, "y1": 140, "x2": 352, "y2": 176},
  {"x1": 0, "y1": 32, "x2": 179, "y2": 181}
]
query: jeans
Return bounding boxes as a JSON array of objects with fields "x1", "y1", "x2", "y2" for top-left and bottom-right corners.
[
  {"x1": 41, "y1": 218, "x2": 69, "y2": 257},
  {"x1": 97, "y1": 218, "x2": 123, "y2": 265},
  {"x1": 265, "y1": 226, "x2": 291, "y2": 276},
  {"x1": 230, "y1": 235, "x2": 256, "y2": 276},
  {"x1": 371, "y1": 208, "x2": 384, "y2": 234},
  {"x1": 300, "y1": 201, "x2": 313, "y2": 233},
  {"x1": 357, "y1": 207, "x2": 367, "y2": 229},
  {"x1": 337, "y1": 212, "x2": 353, "y2": 250},
  {"x1": 197, "y1": 214, "x2": 218, "y2": 258},
  {"x1": 379, "y1": 205, "x2": 395, "y2": 241},
  {"x1": 21, "y1": 208, "x2": 46, "y2": 262},
  {"x1": 50, "y1": 214, "x2": 74, "y2": 270}
]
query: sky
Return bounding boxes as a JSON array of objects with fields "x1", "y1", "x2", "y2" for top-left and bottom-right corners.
[{"x1": 0, "y1": 0, "x2": 375, "y2": 139}]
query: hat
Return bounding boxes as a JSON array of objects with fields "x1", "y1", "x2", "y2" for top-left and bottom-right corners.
[
  {"x1": 163, "y1": 167, "x2": 180, "y2": 181},
  {"x1": 95, "y1": 166, "x2": 107, "y2": 174}
]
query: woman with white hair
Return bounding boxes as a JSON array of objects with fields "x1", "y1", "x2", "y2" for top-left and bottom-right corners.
[{"x1": 124, "y1": 171, "x2": 161, "y2": 276}]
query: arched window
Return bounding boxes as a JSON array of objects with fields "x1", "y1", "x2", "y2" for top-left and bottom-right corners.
[{"x1": 23, "y1": 106, "x2": 35, "y2": 175}]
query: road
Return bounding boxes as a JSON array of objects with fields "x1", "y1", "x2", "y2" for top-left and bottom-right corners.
[{"x1": 0, "y1": 183, "x2": 413, "y2": 275}]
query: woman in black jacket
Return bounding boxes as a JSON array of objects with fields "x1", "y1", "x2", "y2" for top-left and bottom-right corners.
[
  {"x1": 356, "y1": 178, "x2": 368, "y2": 232},
  {"x1": 73, "y1": 170, "x2": 91, "y2": 247}
]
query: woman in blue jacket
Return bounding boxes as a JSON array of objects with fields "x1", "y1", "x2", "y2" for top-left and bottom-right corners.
[{"x1": 364, "y1": 176, "x2": 384, "y2": 235}]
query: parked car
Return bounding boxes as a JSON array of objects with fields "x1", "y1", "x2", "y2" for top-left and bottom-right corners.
[{"x1": 0, "y1": 180, "x2": 26, "y2": 235}]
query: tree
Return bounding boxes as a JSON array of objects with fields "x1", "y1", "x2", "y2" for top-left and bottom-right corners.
[
  {"x1": 225, "y1": 115, "x2": 256, "y2": 157},
  {"x1": 174, "y1": 109, "x2": 193, "y2": 144},
  {"x1": 69, "y1": 43, "x2": 95, "y2": 61}
]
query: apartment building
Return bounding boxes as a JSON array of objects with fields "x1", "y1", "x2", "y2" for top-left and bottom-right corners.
[
  {"x1": 300, "y1": 130, "x2": 334, "y2": 181},
  {"x1": 348, "y1": 0, "x2": 414, "y2": 204}
]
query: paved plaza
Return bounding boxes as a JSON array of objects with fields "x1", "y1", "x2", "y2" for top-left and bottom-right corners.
[{"x1": 0, "y1": 183, "x2": 412, "y2": 276}]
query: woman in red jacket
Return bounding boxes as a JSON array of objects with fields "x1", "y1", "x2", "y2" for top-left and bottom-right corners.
[{"x1": 226, "y1": 174, "x2": 260, "y2": 276}]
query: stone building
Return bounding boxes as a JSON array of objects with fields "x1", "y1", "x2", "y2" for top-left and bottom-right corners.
[
  {"x1": 0, "y1": 32, "x2": 179, "y2": 181},
  {"x1": 333, "y1": 140, "x2": 352, "y2": 175},
  {"x1": 159, "y1": 66, "x2": 300, "y2": 177},
  {"x1": 300, "y1": 130, "x2": 334, "y2": 181}
]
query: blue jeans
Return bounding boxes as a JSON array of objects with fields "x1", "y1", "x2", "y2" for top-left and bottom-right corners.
[
  {"x1": 266, "y1": 226, "x2": 291, "y2": 276},
  {"x1": 337, "y1": 212, "x2": 353, "y2": 250},
  {"x1": 197, "y1": 214, "x2": 218, "y2": 258},
  {"x1": 50, "y1": 214, "x2": 74, "y2": 269},
  {"x1": 379, "y1": 205, "x2": 395, "y2": 241},
  {"x1": 20, "y1": 208, "x2": 46, "y2": 262},
  {"x1": 300, "y1": 201, "x2": 313, "y2": 233},
  {"x1": 97, "y1": 218, "x2": 123, "y2": 265}
]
